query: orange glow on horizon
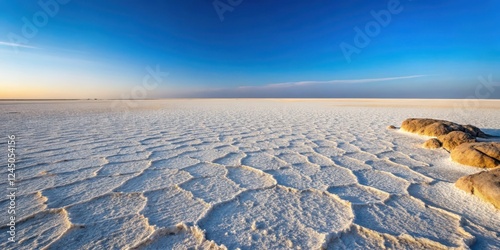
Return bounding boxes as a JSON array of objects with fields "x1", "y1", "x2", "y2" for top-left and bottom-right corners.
[{"x1": 0, "y1": 84, "x2": 120, "y2": 99}]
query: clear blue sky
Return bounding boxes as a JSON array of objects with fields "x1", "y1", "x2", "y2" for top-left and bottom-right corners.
[{"x1": 1, "y1": 0, "x2": 499, "y2": 98}]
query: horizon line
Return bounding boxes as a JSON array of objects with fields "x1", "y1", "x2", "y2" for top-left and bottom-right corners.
[{"x1": 2, "y1": 97, "x2": 500, "y2": 101}]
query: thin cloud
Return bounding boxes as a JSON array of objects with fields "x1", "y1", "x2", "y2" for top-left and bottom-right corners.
[
  {"x1": 0, "y1": 41, "x2": 37, "y2": 49},
  {"x1": 239, "y1": 75, "x2": 429, "y2": 89}
]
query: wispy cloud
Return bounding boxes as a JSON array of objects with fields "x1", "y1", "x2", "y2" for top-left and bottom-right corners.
[
  {"x1": 239, "y1": 75, "x2": 429, "y2": 89},
  {"x1": 157, "y1": 75, "x2": 434, "y2": 98},
  {"x1": 0, "y1": 41, "x2": 37, "y2": 49}
]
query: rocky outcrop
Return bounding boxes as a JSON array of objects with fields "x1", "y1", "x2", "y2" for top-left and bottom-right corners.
[
  {"x1": 401, "y1": 118, "x2": 488, "y2": 138},
  {"x1": 401, "y1": 118, "x2": 497, "y2": 168},
  {"x1": 437, "y1": 131, "x2": 476, "y2": 152},
  {"x1": 399, "y1": 118, "x2": 499, "y2": 208},
  {"x1": 451, "y1": 142, "x2": 500, "y2": 169},
  {"x1": 455, "y1": 168, "x2": 500, "y2": 209}
]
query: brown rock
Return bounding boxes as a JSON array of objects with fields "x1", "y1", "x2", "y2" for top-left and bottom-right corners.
[
  {"x1": 437, "y1": 131, "x2": 476, "y2": 151},
  {"x1": 422, "y1": 138, "x2": 442, "y2": 149},
  {"x1": 401, "y1": 118, "x2": 456, "y2": 137},
  {"x1": 463, "y1": 125, "x2": 488, "y2": 138},
  {"x1": 455, "y1": 168, "x2": 500, "y2": 209},
  {"x1": 401, "y1": 118, "x2": 488, "y2": 138},
  {"x1": 451, "y1": 142, "x2": 500, "y2": 168}
]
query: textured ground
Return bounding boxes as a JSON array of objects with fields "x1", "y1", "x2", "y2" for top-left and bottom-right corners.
[{"x1": 1, "y1": 99, "x2": 500, "y2": 249}]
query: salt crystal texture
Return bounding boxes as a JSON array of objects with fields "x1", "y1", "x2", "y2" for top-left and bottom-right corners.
[{"x1": 1, "y1": 99, "x2": 499, "y2": 249}]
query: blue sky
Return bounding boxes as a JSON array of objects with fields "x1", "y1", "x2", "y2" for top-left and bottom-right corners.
[{"x1": 1, "y1": 0, "x2": 499, "y2": 98}]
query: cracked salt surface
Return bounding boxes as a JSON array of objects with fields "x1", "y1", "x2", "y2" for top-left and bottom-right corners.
[{"x1": 1, "y1": 99, "x2": 500, "y2": 249}]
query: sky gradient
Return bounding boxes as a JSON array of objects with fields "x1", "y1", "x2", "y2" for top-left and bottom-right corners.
[{"x1": 1, "y1": 0, "x2": 499, "y2": 99}]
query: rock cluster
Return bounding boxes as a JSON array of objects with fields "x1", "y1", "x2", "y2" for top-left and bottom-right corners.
[
  {"x1": 398, "y1": 118, "x2": 500, "y2": 208},
  {"x1": 400, "y1": 118, "x2": 498, "y2": 168}
]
